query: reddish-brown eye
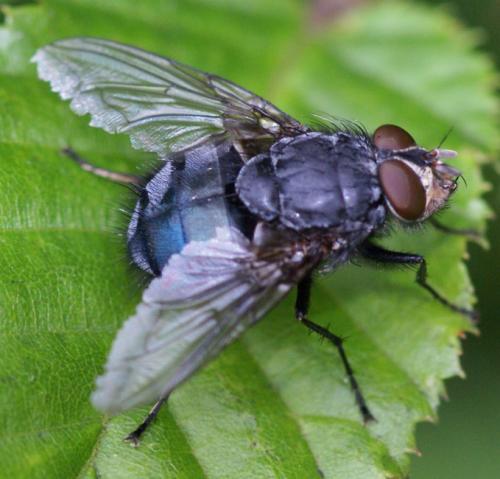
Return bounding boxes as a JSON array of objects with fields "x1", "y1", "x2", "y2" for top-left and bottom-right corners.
[
  {"x1": 373, "y1": 124, "x2": 416, "y2": 150},
  {"x1": 379, "y1": 160, "x2": 426, "y2": 221}
]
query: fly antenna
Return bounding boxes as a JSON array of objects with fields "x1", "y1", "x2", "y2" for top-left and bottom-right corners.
[{"x1": 437, "y1": 126, "x2": 454, "y2": 149}]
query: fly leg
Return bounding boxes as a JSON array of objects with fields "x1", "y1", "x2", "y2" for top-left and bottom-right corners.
[
  {"x1": 358, "y1": 240, "x2": 478, "y2": 323},
  {"x1": 124, "y1": 394, "x2": 170, "y2": 446},
  {"x1": 429, "y1": 218, "x2": 483, "y2": 243},
  {"x1": 295, "y1": 275, "x2": 375, "y2": 423},
  {"x1": 62, "y1": 147, "x2": 143, "y2": 185}
]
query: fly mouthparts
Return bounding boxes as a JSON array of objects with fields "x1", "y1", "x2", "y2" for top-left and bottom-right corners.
[{"x1": 434, "y1": 161, "x2": 462, "y2": 180}]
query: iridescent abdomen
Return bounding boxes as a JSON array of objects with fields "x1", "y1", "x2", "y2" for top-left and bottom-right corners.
[{"x1": 127, "y1": 144, "x2": 255, "y2": 275}]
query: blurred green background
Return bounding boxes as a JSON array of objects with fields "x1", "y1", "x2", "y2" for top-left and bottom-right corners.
[{"x1": 413, "y1": 0, "x2": 500, "y2": 477}]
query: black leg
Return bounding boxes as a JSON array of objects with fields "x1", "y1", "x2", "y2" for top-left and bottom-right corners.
[
  {"x1": 430, "y1": 218, "x2": 483, "y2": 244},
  {"x1": 358, "y1": 240, "x2": 478, "y2": 323},
  {"x1": 62, "y1": 147, "x2": 143, "y2": 185},
  {"x1": 295, "y1": 274, "x2": 313, "y2": 321},
  {"x1": 124, "y1": 394, "x2": 170, "y2": 446},
  {"x1": 295, "y1": 276, "x2": 375, "y2": 423}
]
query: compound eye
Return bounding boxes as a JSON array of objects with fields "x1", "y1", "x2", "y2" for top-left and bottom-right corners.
[
  {"x1": 373, "y1": 124, "x2": 416, "y2": 150},
  {"x1": 379, "y1": 160, "x2": 426, "y2": 221}
]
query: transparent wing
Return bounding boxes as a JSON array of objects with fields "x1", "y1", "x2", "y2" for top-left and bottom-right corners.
[
  {"x1": 92, "y1": 227, "x2": 314, "y2": 414},
  {"x1": 32, "y1": 37, "x2": 307, "y2": 157}
]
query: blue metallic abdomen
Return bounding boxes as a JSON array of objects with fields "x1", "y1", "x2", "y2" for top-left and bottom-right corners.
[{"x1": 127, "y1": 144, "x2": 255, "y2": 275}]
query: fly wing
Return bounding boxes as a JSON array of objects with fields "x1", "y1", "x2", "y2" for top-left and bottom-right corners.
[
  {"x1": 92, "y1": 226, "x2": 315, "y2": 415},
  {"x1": 32, "y1": 37, "x2": 307, "y2": 158}
]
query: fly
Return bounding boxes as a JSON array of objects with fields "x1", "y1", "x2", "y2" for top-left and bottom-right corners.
[{"x1": 32, "y1": 37, "x2": 477, "y2": 445}]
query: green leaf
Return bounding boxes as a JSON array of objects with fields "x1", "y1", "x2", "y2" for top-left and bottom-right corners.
[{"x1": 0, "y1": 1, "x2": 496, "y2": 478}]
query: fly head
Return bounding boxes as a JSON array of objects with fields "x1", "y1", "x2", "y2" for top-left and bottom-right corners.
[{"x1": 373, "y1": 124, "x2": 461, "y2": 223}]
